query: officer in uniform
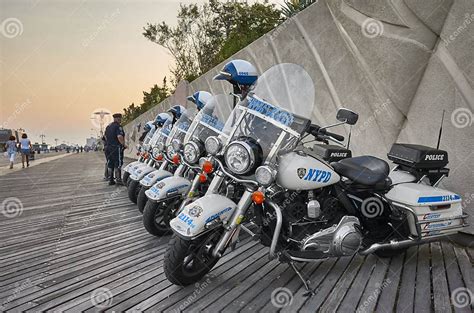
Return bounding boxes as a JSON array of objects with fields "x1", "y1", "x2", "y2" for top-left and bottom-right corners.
[{"x1": 104, "y1": 113, "x2": 127, "y2": 185}]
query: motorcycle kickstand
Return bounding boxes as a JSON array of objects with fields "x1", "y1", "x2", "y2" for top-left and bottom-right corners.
[{"x1": 290, "y1": 262, "x2": 314, "y2": 297}]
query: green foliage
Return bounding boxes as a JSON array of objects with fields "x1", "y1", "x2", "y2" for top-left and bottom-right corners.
[
  {"x1": 143, "y1": 0, "x2": 282, "y2": 85},
  {"x1": 281, "y1": 0, "x2": 316, "y2": 18},
  {"x1": 122, "y1": 78, "x2": 169, "y2": 124}
]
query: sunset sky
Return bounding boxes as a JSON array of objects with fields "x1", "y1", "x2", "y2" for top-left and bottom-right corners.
[{"x1": 1, "y1": 0, "x2": 283, "y2": 145}]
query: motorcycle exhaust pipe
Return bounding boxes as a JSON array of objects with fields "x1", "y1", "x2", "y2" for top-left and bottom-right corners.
[{"x1": 359, "y1": 232, "x2": 457, "y2": 255}]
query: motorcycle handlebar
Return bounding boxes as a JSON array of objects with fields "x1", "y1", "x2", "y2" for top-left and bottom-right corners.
[{"x1": 309, "y1": 124, "x2": 345, "y2": 142}]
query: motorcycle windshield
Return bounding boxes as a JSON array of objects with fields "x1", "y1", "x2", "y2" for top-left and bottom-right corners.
[
  {"x1": 165, "y1": 107, "x2": 197, "y2": 156},
  {"x1": 150, "y1": 119, "x2": 173, "y2": 149},
  {"x1": 142, "y1": 127, "x2": 156, "y2": 146},
  {"x1": 223, "y1": 63, "x2": 314, "y2": 164},
  {"x1": 184, "y1": 94, "x2": 234, "y2": 145}
]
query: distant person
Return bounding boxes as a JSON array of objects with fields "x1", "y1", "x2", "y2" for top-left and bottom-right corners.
[
  {"x1": 104, "y1": 113, "x2": 127, "y2": 185},
  {"x1": 20, "y1": 133, "x2": 32, "y2": 168},
  {"x1": 80, "y1": 146, "x2": 83, "y2": 153},
  {"x1": 4, "y1": 135, "x2": 17, "y2": 169}
]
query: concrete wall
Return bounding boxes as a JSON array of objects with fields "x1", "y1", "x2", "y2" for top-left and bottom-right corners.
[{"x1": 124, "y1": 0, "x2": 474, "y2": 233}]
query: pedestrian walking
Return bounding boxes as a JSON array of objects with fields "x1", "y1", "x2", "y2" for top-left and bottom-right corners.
[
  {"x1": 104, "y1": 113, "x2": 127, "y2": 185},
  {"x1": 19, "y1": 133, "x2": 32, "y2": 168},
  {"x1": 4, "y1": 135, "x2": 17, "y2": 169}
]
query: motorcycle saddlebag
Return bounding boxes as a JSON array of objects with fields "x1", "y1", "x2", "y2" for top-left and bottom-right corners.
[
  {"x1": 387, "y1": 143, "x2": 448, "y2": 169},
  {"x1": 312, "y1": 144, "x2": 352, "y2": 162}
]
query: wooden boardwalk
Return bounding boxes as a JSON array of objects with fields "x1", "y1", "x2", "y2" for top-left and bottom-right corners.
[{"x1": 0, "y1": 153, "x2": 472, "y2": 312}]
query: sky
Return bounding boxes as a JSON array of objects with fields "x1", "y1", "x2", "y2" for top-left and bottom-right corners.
[{"x1": 0, "y1": 0, "x2": 284, "y2": 146}]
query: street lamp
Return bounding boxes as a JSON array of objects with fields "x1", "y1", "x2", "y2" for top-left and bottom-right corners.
[{"x1": 92, "y1": 110, "x2": 111, "y2": 138}]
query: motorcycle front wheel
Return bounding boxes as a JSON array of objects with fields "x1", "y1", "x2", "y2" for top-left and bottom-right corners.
[
  {"x1": 127, "y1": 180, "x2": 141, "y2": 204},
  {"x1": 122, "y1": 171, "x2": 130, "y2": 186},
  {"x1": 137, "y1": 186, "x2": 149, "y2": 213},
  {"x1": 164, "y1": 229, "x2": 222, "y2": 286},
  {"x1": 142, "y1": 200, "x2": 173, "y2": 236}
]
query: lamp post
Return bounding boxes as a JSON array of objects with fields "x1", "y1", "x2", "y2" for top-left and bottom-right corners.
[{"x1": 92, "y1": 110, "x2": 111, "y2": 138}]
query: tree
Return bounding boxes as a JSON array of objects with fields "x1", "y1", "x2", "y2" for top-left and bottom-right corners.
[
  {"x1": 122, "y1": 78, "x2": 170, "y2": 123},
  {"x1": 143, "y1": 0, "x2": 282, "y2": 85},
  {"x1": 281, "y1": 0, "x2": 317, "y2": 18}
]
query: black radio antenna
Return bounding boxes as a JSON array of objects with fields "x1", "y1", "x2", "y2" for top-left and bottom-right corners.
[{"x1": 436, "y1": 110, "x2": 446, "y2": 149}]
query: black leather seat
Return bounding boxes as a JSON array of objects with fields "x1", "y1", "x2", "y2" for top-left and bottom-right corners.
[{"x1": 331, "y1": 156, "x2": 391, "y2": 188}]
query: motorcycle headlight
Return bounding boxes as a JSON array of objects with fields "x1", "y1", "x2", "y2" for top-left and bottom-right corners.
[
  {"x1": 172, "y1": 139, "x2": 182, "y2": 152},
  {"x1": 151, "y1": 147, "x2": 160, "y2": 158},
  {"x1": 166, "y1": 145, "x2": 175, "y2": 158},
  {"x1": 255, "y1": 165, "x2": 276, "y2": 186},
  {"x1": 183, "y1": 142, "x2": 202, "y2": 164},
  {"x1": 224, "y1": 141, "x2": 256, "y2": 175},
  {"x1": 205, "y1": 136, "x2": 222, "y2": 156},
  {"x1": 157, "y1": 141, "x2": 165, "y2": 152}
]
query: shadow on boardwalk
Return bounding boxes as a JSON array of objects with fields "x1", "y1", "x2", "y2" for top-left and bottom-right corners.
[{"x1": 0, "y1": 153, "x2": 472, "y2": 312}]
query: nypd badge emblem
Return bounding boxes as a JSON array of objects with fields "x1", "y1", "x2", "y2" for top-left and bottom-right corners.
[
  {"x1": 297, "y1": 168, "x2": 306, "y2": 179},
  {"x1": 188, "y1": 206, "x2": 203, "y2": 218}
]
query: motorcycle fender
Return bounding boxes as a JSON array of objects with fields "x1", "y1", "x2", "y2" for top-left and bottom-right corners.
[
  {"x1": 129, "y1": 162, "x2": 147, "y2": 176},
  {"x1": 124, "y1": 161, "x2": 140, "y2": 173},
  {"x1": 130, "y1": 165, "x2": 155, "y2": 180},
  {"x1": 140, "y1": 169, "x2": 172, "y2": 187},
  {"x1": 170, "y1": 194, "x2": 237, "y2": 238},
  {"x1": 145, "y1": 176, "x2": 191, "y2": 201}
]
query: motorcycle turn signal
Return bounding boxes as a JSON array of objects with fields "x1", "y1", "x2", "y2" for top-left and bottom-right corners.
[
  {"x1": 202, "y1": 160, "x2": 214, "y2": 174},
  {"x1": 252, "y1": 190, "x2": 265, "y2": 205},
  {"x1": 199, "y1": 173, "x2": 207, "y2": 183},
  {"x1": 172, "y1": 154, "x2": 180, "y2": 164}
]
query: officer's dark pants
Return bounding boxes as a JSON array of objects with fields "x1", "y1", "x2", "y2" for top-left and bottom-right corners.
[{"x1": 105, "y1": 146, "x2": 123, "y2": 182}]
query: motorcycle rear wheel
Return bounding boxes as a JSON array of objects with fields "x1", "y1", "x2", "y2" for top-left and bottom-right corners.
[
  {"x1": 143, "y1": 201, "x2": 173, "y2": 236},
  {"x1": 164, "y1": 229, "x2": 222, "y2": 286},
  {"x1": 137, "y1": 186, "x2": 149, "y2": 213},
  {"x1": 127, "y1": 180, "x2": 141, "y2": 204}
]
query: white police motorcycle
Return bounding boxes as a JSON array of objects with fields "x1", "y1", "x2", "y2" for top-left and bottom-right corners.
[
  {"x1": 136, "y1": 93, "x2": 213, "y2": 213},
  {"x1": 143, "y1": 94, "x2": 234, "y2": 235},
  {"x1": 163, "y1": 63, "x2": 469, "y2": 288},
  {"x1": 127, "y1": 114, "x2": 175, "y2": 204},
  {"x1": 122, "y1": 121, "x2": 156, "y2": 185},
  {"x1": 123, "y1": 113, "x2": 172, "y2": 186}
]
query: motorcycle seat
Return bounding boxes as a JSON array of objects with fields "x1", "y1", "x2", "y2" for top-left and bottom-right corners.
[{"x1": 331, "y1": 156, "x2": 391, "y2": 188}]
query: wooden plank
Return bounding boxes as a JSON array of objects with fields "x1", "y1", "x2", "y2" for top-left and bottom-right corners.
[
  {"x1": 414, "y1": 244, "x2": 432, "y2": 312},
  {"x1": 337, "y1": 254, "x2": 378, "y2": 312},
  {"x1": 319, "y1": 254, "x2": 365, "y2": 312},
  {"x1": 396, "y1": 246, "x2": 418, "y2": 313},
  {"x1": 376, "y1": 253, "x2": 405, "y2": 312},
  {"x1": 355, "y1": 256, "x2": 390, "y2": 312},
  {"x1": 431, "y1": 242, "x2": 452, "y2": 313},
  {"x1": 441, "y1": 242, "x2": 472, "y2": 313}
]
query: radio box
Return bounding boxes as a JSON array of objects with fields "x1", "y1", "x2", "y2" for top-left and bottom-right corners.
[
  {"x1": 312, "y1": 144, "x2": 352, "y2": 162},
  {"x1": 387, "y1": 143, "x2": 448, "y2": 169}
]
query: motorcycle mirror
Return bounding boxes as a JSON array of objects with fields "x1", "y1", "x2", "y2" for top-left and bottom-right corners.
[{"x1": 336, "y1": 108, "x2": 359, "y2": 125}]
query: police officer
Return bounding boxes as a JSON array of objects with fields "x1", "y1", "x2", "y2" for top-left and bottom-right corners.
[{"x1": 104, "y1": 113, "x2": 127, "y2": 185}]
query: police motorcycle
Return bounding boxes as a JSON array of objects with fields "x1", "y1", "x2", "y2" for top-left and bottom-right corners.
[
  {"x1": 136, "y1": 93, "x2": 213, "y2": 213},
  {"x1": 163, "y1": 63, "x2": 469, "y2": 288},
  {"x1": 143, "y1": 93, "x2": 234, "y2": 236},
  {"x1": 123, "y1": 113, "x2": 171, "y2": 186},
  {"x1": 127, "y1": 108, "x2": 182, "y2": 203}
]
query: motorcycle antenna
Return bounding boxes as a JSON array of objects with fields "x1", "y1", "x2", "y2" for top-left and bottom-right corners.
[{"x1": 436, "y1": 110, "x2": 446, "y2": 149}]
